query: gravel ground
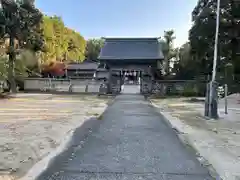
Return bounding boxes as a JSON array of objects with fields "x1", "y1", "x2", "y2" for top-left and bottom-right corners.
[{"x1": 0, "y1": 94, "x2": 110, "y2": 180}]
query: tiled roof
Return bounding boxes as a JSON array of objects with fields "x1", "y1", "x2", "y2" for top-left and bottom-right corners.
[
  {"x1": 67, "y1": 62, "x2": 99, "y2": 70},
  {"x1": 99, "y1": 38, "x2": 164, "y2": 60}
]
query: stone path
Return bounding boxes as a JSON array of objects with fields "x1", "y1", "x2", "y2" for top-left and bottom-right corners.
[{"x1": 37, "y1": 95, "x2": 213, "y2": 180}]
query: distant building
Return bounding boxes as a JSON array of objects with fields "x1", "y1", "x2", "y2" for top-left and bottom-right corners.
[{"x1": 66, "y1": 60, "x2": 99, "y2": 79}]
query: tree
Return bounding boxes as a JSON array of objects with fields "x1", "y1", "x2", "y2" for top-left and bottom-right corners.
[
  {"x1": 85, "y1": 38, "x2": 104, "y2": 61},
  {"x1": 41, "y1": 61, "x2": 66, "y2": 77},
  {"x1": 189, "y1": 0, "x2": 240, "y2": 80},
  {"x1": 160, "y1": 30, "x2": 176, "y2": 75},
  {"x1": 0, "y1": 56, "x2": 7, "y2": 80},
  {"x1": 0, "y1": 0, "x2": 43, "y2": 92},
  {"x1": 41, "y1": 16, "x2": 86, "y2": 63},
  {"x1": 66, "y1": 29, "x2": 86, "y2": 61},
  {"x1": 172, "y1": 42, "x2": 198, "y2": 79}
]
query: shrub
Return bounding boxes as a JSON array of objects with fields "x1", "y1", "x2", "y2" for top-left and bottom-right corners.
[{"x1": 181, "y1": 85, "x2": 198, "y2": 97}]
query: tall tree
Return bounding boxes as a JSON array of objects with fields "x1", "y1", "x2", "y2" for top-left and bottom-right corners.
[
  {"x1": 0, "y1": 0, "x2": 43, "y2": 92},
  {"x1": 161, "y1": 30, "x2": 176, "y2": 75},
  {"x1": 189, "y1": 0, "x2": 240, "y2": 80},
  {"x1": 85, "y1": 38, "x2": 104, "y2": 61},
  {"x1": 172, "y1": 42, "x2": 198, "y2": 79},
  {"x1": 41, "y1": 16, "x2": 86, "y2": 63}
]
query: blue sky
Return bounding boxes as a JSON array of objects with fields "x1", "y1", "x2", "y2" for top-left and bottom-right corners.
[{"x1": 35, "y1": 0, "x2": 197, "y2": 47}]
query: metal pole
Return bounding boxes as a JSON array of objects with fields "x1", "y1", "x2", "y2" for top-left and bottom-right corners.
[
  {"x1": 209, "y1": 0, "x2": 221, "y2": 117},
  {"x1": 212, "y1": 0, "x2": 220, "y2": 82},
  {"x1": 224, "y1": 84, "x2": 228, "y2": 114}
]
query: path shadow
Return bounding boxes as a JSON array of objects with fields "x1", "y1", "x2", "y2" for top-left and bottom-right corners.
[
  {"x1": 184, "y1": 98, "x2": 205, "y2": 103},
  {"x1": 35, "y1": 117, "x2": 102, "y2": 180}
]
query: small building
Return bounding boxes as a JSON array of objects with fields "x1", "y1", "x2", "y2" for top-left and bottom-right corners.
[{"x1": 66, "y1": 60, "x2": 99, "y2": 79}]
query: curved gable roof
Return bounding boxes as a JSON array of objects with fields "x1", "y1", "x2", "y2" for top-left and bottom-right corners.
[{"x1": 99, "y1": 38, "x2": 164, "y2": 60}]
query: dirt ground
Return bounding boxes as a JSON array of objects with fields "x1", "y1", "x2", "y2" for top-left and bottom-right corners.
[
  {"x1": 151, "y1": 96, "x2": 240, "y2": 179},
  {"x1": 0, "y1": 93, "x2": 110, "y2": 180}
]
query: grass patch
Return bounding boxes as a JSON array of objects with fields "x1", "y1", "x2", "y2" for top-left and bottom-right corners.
[
  {"x1": 93, "y1": 113, "x2": 99, "y2": 116},
  {"x1": 97, "y1": 114, "x2": 103, "y2": 120}
]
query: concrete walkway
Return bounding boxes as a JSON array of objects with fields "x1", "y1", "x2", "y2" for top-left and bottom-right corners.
[
  {"x1": 37, "y1": 95, "x2": 213, "y2": 180},
  {"x1": 121, "y1": 84, "x2": 141, "y2": 94}
]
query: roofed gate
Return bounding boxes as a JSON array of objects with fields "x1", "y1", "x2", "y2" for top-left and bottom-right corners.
[{"x1": 98, "y1": 38, "x2": 164, "y2": 94}]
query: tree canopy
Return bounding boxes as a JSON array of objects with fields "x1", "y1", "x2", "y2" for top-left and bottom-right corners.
[
  {"x1": 0, "y1": 0, "x2": 43, "y2": 92},
  {"x1": 85, "y1": 38, "x2": 104, "y2": 61},
  {"x1": 189, "y1": 0, "x2": 240, "y2": 79},
  {"x1": 41, "y1": 16, "x2": 86, "y2": 63},
  {"x1": 168, "y1": 0, "x2": 240, "y2": 83},
  {"x1": 0, "y1": 1, "x2": 87, "y2": 92},
  {"x1": 159, "y1": 30, "x2": 178, "y2": 76},
  {"x1": 171, "y1": 42, "x2": 197, "y2": 80}
]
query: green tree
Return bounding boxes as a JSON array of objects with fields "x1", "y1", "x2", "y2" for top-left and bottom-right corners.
[
  {"x1": 172, "y1": 42, "x2": 197, "y2": 79},
  {"x1": 41, "y1": 16, "x2": 86, "y2": 63},
  {"x1": 0, "y1": 0, "x2": 42, "y2": 92},
  {"x1": 160, "y1": 30, "x2": 176, "y2": 75},
  {"x1": 67, "y1": 29, "x2": 86, "y2": 61},
  {"x1": 0, "y1": 56, "x2": 7, "y2": 80},
  {"x1": 85, "y1": 38, "x2": 104, "y2": 61},
  {"x1": 189, "y1": 0, "x2": 240, "y2": 79}
]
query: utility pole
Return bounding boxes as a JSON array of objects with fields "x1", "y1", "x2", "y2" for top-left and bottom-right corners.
[
  {"x1": 208, "y1": 0, "x2": 220, "y2": 118},
  {"x1": 211, "y1": 0, "x2": 221, "y2": 83}
]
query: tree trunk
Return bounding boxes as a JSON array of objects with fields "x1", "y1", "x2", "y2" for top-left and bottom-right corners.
[
  {"x1": 8, "y1": 36, "x2": 17, "y2": 93},
  {"x1": 164, "y1": 56, "x2": 170, "y2": 75},
  {"x1": 164, "y1": 55, "x2": 171, "y2": 95}
]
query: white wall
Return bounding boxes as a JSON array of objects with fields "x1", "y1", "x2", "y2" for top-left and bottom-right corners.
[{"x1": 24, "y1": 78, "x2": 103, "y2": 93}]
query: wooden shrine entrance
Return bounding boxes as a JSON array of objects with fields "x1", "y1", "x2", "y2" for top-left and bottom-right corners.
[
  {"x1": 97, "y1": 38, "x2": 164, "y2": 94},
  {"x1": 111, "y1": 69, "x2": 141, "y2": 94},
  {"x1": 109, "y1": 66, "x2": 155, "y2": 94}
]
